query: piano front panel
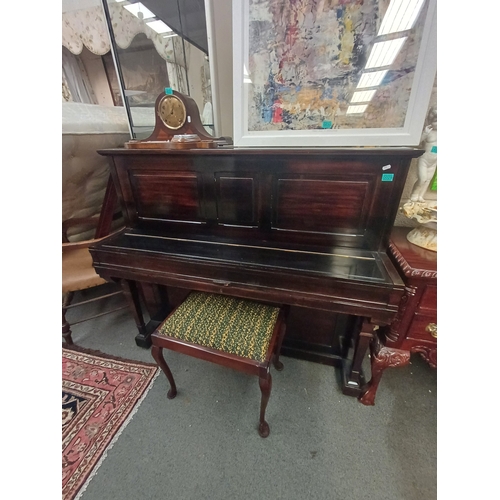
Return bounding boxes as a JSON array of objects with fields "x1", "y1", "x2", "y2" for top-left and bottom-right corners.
[
  {"x1": 105, "y1": 148, "x2": 417, "y2": 254},
  {"x1": 129, "y1": 170, "x2": 204, "y2": 222},
  {"x1": 273, "y1": 176, "x2": 371, "y2": 235},
  {"x1": 215, "y1": 172, "x2": 258, "y2": 226}
]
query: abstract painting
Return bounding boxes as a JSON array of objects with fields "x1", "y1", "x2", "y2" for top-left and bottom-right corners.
[{"x1": 233, "y1": 0, "x2": 437, "y2": 147}]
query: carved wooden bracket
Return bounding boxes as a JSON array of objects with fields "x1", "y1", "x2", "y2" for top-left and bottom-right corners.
[{"x1": 358, "y1": 335, "x2": 411, "y2": 406}]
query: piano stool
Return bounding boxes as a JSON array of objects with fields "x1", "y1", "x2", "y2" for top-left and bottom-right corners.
[{"x1": 150, "y1": 291, "x2": 287, "y2": 438}]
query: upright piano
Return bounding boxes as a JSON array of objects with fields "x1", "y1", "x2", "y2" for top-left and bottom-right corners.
[{"x1": 90, "y1": 143, "x2": 423, "y2": 400}]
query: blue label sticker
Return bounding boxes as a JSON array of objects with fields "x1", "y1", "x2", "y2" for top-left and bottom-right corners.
[
  {"x1": 381, "y1": 173, "x2": 394, "y2": 182},
  {"x1": 322, "y1": 120, "x2": 332, "y2": 129},
  {"x1": 431, "y1": 145, "x2": 437, "y2": 153},
  {"x1": 165, "y1": 87, "x2": 173, "y2": 95}
]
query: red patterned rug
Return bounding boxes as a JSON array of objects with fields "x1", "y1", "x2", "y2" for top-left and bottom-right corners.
[{"x1": 62, "y1": 346, "x2": 158, "y2": 500}]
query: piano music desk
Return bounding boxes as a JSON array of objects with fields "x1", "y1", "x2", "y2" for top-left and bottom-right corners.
[{"x1": 90, "y1": 146, "x2": 423, "y2": 401}]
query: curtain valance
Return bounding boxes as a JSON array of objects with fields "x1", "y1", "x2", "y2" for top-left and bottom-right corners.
[{"x1": 62, "y1": 3, "x2": 184, "y2": 66}]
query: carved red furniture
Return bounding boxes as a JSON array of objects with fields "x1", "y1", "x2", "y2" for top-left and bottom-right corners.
[
  {"x1": 359, "y1": 226, "x2": 437, "y2": 405},
  {"x1": 150, "y1": 291, "x2": 287, "y2": 437}
]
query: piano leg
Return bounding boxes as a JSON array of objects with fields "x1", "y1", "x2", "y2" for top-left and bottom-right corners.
[
  {"x1": 120, "y1": 280, "x2": 173, "y2": 348},
  {"x1": 120, "y1": 279, "x2": 152, "y2": 348},
  {"x1": 341, "y1": 317, "x2": 374, "y2": 397}
]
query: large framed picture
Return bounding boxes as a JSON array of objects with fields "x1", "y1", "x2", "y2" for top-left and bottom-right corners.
[{"x1": 232, "y1": 0, "x2": 437, "y2": 147}]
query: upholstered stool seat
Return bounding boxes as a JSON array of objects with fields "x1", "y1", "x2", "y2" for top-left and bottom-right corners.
[{"x1": 151, "y1": 291, "x2": 287, "y2": 437}]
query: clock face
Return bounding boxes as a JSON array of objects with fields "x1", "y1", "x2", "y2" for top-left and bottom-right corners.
[{"x1": 158, "y1": 95, "x2": 187, "y2": 130}]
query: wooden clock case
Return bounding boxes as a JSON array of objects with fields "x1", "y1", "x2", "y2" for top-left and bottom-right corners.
[{"x1": 126, "y1": 90, "x2": 231, "y2": 148}]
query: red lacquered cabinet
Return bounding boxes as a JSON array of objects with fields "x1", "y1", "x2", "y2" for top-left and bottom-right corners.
[{"x1": 360, "y1": 226, "x2": 437, "y2": 405}]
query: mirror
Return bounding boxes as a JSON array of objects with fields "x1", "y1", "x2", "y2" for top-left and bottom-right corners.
[
  {"x1": 62, "y1": 0, "x2": 215, "y2": 139},
  {"x1": 102, "y1": 0, "x2": 214, "y2": 139}
]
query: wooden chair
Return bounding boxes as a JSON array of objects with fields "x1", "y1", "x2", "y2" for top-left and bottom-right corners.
[
  {"x1": 62, "y1": 176, "x2": 127, "y2": 344},
  {"x1": 151, "y1": 291, "x2": 287, "y2": 437}
]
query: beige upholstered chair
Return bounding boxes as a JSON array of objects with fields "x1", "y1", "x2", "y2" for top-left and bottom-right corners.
[
  {"x1": 62, "y1": 178, "x2": 126, "y2": 345},
  {"x1": 62, "y1": 102, "x2": 132, "y2": 344}
]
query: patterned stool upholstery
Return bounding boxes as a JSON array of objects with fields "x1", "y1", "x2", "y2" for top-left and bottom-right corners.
[{"x1": 151, "y1": 291, "x2": 287, "y2": 437}]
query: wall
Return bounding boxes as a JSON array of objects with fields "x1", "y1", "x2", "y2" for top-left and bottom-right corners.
[
  {"x1": 186, "y1": 43, "x2": 211, "y2": 123},
  {"x1": 206, "y1": 0, "x2": 233, "y2": 138}
]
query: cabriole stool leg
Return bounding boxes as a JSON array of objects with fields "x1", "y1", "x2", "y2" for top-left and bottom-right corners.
[
  {"x1": 258, "y1": 372, "x2": 272, "y2": 438},
  {"x1": 151, "y1": 345, "x2": 177, "y2": 399},
  {"x1": 273, "y1": 322, "x2": 286, "y2": 372}
]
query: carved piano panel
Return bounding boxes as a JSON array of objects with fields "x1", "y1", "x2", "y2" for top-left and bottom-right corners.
[
  {"x1": 129, "y1": 171, "x2": 203, "y2": 222},
  {"x1": 109, "y1": 150, "x2": 413, "y2": 252},
  {"x1": 215, "y1": 173, "x2": 258, "y2": 226},
  {"x1": 273, "y1": 176, "x2": 370, "y2": 233}
]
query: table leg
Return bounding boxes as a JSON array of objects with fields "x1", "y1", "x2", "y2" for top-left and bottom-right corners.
[{"x1": 358, "y1": 334, "x2": 411, "y2": 406}]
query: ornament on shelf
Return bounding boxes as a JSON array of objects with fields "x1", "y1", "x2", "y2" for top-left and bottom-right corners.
[
  {"x1": 401, "y1": 105, "x2": 437, "y2": 252},
  {"x1": 401, "y1": 201, "x2": 437, "y2": 252}
]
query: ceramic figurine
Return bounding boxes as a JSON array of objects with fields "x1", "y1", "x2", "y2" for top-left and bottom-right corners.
[{"x1": 410, "y1": 106, "x2": 437, "y2": 202}]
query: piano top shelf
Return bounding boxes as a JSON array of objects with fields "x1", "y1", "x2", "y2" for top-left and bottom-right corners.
[{"x1": 98, "y1": 146, "x2": 424, "y2": 158}]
